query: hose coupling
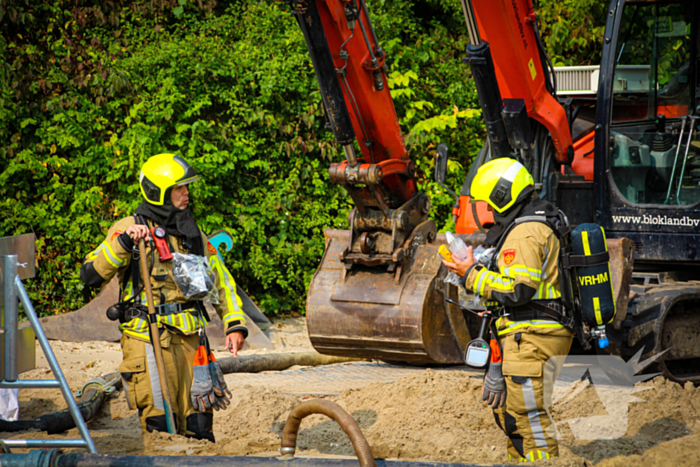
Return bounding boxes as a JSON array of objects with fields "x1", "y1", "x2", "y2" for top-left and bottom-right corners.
[{"x1": 279, "y1": 447, "x2": 296, "y2": 457}]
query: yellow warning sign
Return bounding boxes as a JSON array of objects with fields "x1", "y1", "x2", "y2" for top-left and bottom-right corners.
[{"x1": 528, "y1": 58, "x2": 537, "y2": 81}]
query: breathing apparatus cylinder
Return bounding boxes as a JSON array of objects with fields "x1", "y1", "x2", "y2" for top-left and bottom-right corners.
[{"x1": 570, "y1": 224, "x2": 616, "y2": 348}]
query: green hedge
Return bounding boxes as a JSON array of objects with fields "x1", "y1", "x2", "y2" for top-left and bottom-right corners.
[{"x1": 0, "y1": 0, "x2": 604, "y2": 316}]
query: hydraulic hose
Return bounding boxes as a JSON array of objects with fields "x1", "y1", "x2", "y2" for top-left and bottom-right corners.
[
  {"x1": 281, "y1": 399, "x2": 376, "y2": 467},
  {"x1": 0, "y1": 373, "x2": 120, "y2": 434},
  {"x1": 218, "y1": 352, "x2": 361, "y2": 374}
]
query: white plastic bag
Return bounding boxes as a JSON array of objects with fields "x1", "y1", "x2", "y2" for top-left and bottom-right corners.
[
  {"x1": 443, "y1": 232, "x2": 471, "y2": 286},
  {"x1": 445, "y1": 232, "x2": 469, "y2": 261},
  {"x1": 172, "y1": 252, "x2": 219, "y2": 304},
  {"x1": 473, "y1": 245, "x2": 497, "y2": 266},
  {"x1": 0, "y1": 388, "x2": 19, "y2": 421},
  {"x1": 442, "y1": 234, "x2": 497, "y2": 288}
]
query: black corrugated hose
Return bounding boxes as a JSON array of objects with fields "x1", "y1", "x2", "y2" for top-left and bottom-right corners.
[
  {"x1": 0, "y1": 373, "x2": 120, "y2": 434},
  {"x1": 0, "y1": 449, "x2": 505, "y2": 467}
]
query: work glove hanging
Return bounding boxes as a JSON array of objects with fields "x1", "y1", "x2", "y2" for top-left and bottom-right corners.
[
  {"x1": 191, "y1": 335, "x2": 219, "y2": 412},
  {"x1": 482, "y1": 361, "x2": 506, "y2": 408},
  {"x1": 482, "y1": 337, "x2": 506, "y2": 408},
  {"x1": 207, "y1": 351, "x2": 232, "y2": 410}
]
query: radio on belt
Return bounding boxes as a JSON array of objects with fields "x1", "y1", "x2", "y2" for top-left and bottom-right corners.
[{"x1": 151, "y1": 226, "x2": 173, "y2": 261}]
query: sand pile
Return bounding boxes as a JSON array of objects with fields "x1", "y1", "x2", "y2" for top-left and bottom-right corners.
[
  {"x1": 206, "y1": 370, "x2": 699, "y2": 466},
  {"x1": 5, "y1": 368, "x2": 700, "y2": 465},
  {"x1": 2, "y1": 318, "x2": 699, "y2": 465},
  {"x1": 555, "y1": 377, "x2": 700, "y2": 466},
  {"x1": 327, "y1": 370, "x2": 503, "y2": 462}
]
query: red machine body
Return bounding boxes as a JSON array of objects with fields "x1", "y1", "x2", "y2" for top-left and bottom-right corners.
[
  {"x1": 314, "y1": 0, "x2": 416, "y2": 206},
  {"x1": 472, "y1": 0, "x2": 572, "y2": 163}
]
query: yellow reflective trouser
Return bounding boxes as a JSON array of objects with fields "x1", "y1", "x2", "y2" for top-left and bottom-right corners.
[
  {"x1": 494, "y1": 329, "x2": 573, "y2": 462},
  {"x1": 118, "y1": 331, "x2": 215, "y2": 441}
]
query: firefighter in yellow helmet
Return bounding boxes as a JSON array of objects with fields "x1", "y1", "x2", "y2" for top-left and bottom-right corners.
[
  {"x1": 444, "y1": 158, "x2": 574, "y2": 462},
  {"x1": 80, "y1": 154, "x2": 247, "y2": 441}
]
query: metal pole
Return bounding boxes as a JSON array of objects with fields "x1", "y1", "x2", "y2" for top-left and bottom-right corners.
[
  {"x1": 2, "y1": 439, "x2": 89, "y2": 449},
  {"x1": 355, "y1": 5, "x2": 378, "y2": 67},
  {"x1": 0, "y1": 380, "x2": 60, "y2": 389},
  {"x1": 676, "y1": 116, "x2": 697, "y2": 201},
  {"x1": 14, "y1": 277, "x2": 97, "y2": 454},
  {"x1": 459, "y1": 0, "x2": 481, "y2": 45},
  {"x1": 343, "y1": 144, "x2": 359, "y2": 167},
  {"x1": 4, "y1": 255, "x2": 18, "y2": 382},
  {"x1": 359, "y1": 0, "x2": 382, "y2": 56},
  {"x1": 664, "y1": 117, "x2": 687, "y2": 204}
]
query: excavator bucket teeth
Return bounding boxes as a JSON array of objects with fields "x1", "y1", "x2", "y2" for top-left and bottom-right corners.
[{"x1": 306, "y1": 229, "x2": 472, "y2": 364}]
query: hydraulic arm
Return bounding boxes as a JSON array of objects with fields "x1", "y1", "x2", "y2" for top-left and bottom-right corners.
[
  {"x1": 288, "y1": 0, "x2": 582, "y2": 364},
  {"x1": 290, "y1": 0, "x2": 432, "y2": 281},
  {"x1": 288, "y1": 0, "x2": 588, "y2": 365},
  {"x1": 289, "y1": 0, "x2": 466, "y2": 364},
  {"x1": 461, "y1": 0, "x2": 573, "y2": 165}
]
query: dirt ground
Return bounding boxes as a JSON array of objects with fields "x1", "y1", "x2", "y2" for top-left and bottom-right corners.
[{"x1": 2, "y1": 317, "x2": 699, "y2": 466}]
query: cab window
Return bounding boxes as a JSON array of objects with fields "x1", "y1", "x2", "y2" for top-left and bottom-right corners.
[{"x1": 610, "y1": 2, "x2": 697, "y2": 206}]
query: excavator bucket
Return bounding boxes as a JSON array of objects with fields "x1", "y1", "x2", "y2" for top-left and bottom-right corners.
[{"x1": 306, "y1": 229, "x2": 474, "y2": 364}]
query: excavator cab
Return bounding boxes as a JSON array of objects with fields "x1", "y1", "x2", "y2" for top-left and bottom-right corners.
[{"x1": 586, "y1": 0, "x2": 700, "y2": 383}]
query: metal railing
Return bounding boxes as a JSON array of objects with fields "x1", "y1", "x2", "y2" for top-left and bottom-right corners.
[{"x1": 1, "y1": 254, "x2": 97, "y2": 453}]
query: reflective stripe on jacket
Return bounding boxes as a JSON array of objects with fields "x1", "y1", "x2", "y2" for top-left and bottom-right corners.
[
  {"x1": 465, "y1": 222, "x2": 565, "y2": 335},
  {"x1": 80, "y1": 216, "x2": 247, "y2": 341}
]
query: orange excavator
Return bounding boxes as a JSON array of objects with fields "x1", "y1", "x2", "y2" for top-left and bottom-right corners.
[{"x1": 291, "y1": 0, "x2": 700, "y2": 384}]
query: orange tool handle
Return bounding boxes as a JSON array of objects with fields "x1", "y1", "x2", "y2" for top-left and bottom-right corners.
[{"x1": 490, "y1": 338, "x2": 502, "y2": 363}]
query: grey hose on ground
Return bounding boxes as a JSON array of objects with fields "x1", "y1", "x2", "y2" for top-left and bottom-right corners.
[
  {"x1": 217, "y1": 351, "x2": 361, "y2": 374},
  {"x1": 281, "y1": 399, "x2": 376, "y2": 467}
]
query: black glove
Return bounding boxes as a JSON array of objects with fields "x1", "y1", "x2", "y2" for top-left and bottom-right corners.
[{"x1": 482, "y1": 361, "x2": 506, "y2": 408}]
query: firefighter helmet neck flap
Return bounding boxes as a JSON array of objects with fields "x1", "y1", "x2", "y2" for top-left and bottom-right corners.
[{"x1": 135, "y1": 154, "x2": 202, "y2": 243}]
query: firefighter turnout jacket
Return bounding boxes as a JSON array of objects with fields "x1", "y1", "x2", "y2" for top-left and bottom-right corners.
[
  {"x1": 464, "y1": 221, "x2": 568, "y2": 337},
  {"x1": 81, "y1": 216, "x2": 248, "y2": 341}
]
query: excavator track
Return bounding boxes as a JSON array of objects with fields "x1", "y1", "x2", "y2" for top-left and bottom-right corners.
[{"x1": 607, "y1": 277, "x2": 700, "y2": 384}]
